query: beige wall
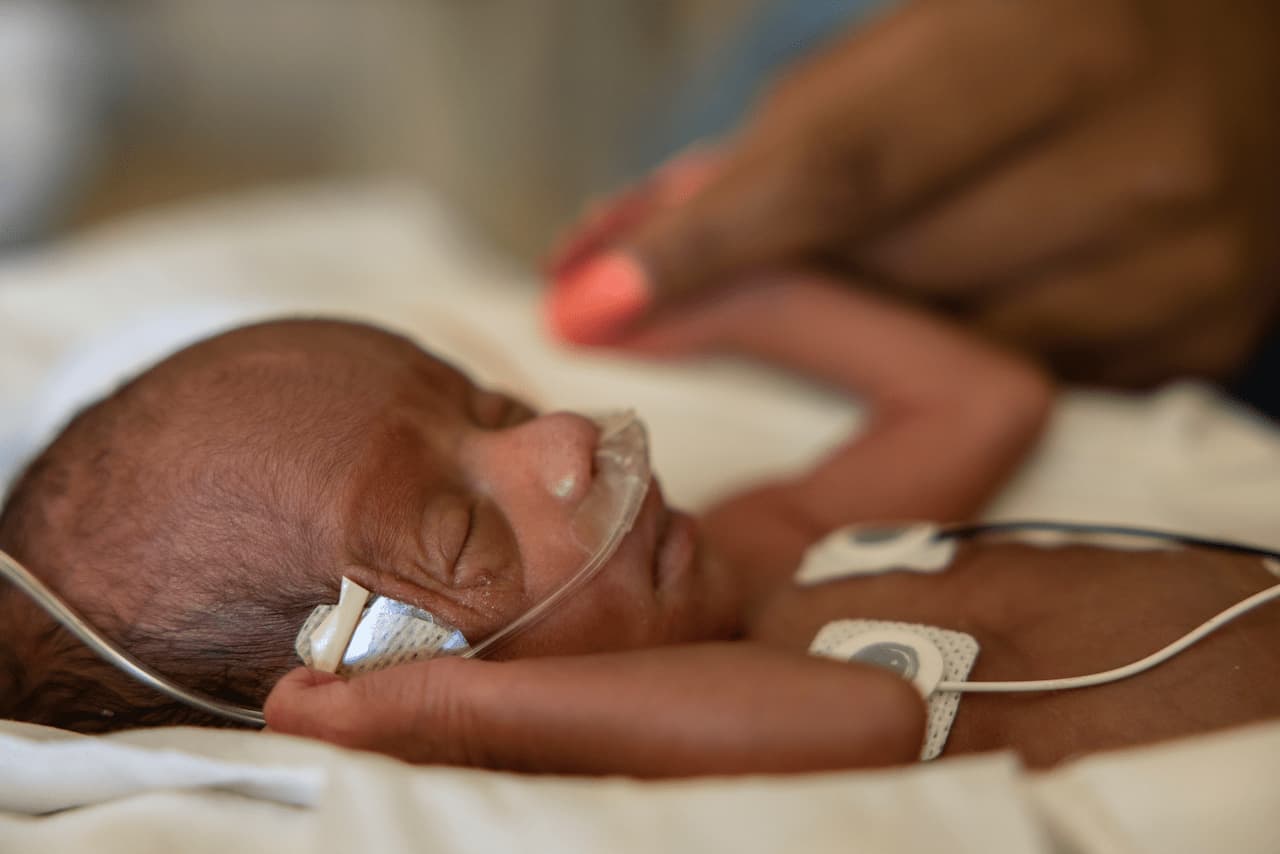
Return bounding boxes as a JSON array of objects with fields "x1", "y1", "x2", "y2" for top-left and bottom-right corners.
[{"x1": 97, "y1": 0, "x2": 760, "y2": 259}]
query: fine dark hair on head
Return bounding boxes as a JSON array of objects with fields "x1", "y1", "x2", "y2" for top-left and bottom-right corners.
[{"x1": 0, "y1": 323, "x2": 361, "y2": 732}]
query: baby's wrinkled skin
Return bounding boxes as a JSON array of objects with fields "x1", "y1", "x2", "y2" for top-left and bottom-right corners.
[
  {"x1": 259, "y1": 282, "x2": 1278, "y2": 775},
  {"x1": 5, "y1": 281, "x2": 1277, "y2": 772},
  {"x1": 312, "y1": 326, "x2": 741, "y2": 659}
]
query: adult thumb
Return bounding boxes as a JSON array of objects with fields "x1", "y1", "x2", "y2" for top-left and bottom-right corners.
[{"x1": 546, "y1": 145, "x2": 825, "y2": 345}]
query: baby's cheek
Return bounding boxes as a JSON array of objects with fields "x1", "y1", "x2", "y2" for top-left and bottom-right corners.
[
  {"x1": 513, "y1": 504, "x2": 643, "y2": 610},
  {"x1": 498, "y1": 558, "x2": 659, "y2": 657}
]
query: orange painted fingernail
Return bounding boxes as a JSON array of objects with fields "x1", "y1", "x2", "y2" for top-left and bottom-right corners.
[{"x1": 547, "y1": 253, "x2": 652, "y2": 344}]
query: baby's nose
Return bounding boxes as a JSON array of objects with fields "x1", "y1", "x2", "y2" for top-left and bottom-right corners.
[{"x1": 486, "y1": 411, "x2": 600, "y2": 503}]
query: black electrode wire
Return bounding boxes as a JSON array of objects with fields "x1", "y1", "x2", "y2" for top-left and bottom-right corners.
[{"x1": 943, "y1": 520, "x2": 1280, "y2": 560}]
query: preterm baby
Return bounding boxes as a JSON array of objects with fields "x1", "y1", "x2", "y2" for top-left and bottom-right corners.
[{"x1": 2, "y1": 279, "x2": 1276, "y2": 773}]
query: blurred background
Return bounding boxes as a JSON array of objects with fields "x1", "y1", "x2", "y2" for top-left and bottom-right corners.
[
  {"x1": 0, "y1": 0, "x2": 885, "y2": 262},
  {"x1": 3, "y1": 0, "x2": 914, "y2": 495},
  {"x1": 3, "y1": 0, "x2": 1280, "y2": 607}
]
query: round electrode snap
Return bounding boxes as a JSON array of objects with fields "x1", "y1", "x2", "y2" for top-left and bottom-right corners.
[{"x1": 839, "y1": 628, "x2": 944, "y2": 698}]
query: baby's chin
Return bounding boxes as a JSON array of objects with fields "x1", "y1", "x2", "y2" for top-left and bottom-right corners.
[
  {"x1": 652, "y1": 508, "x2": 698, "y2": 596},
  {"x1": 645, "y1": 514, "x2": 742, "y2": 645}
]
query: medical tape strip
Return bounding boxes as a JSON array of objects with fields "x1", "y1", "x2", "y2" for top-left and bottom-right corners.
[
  {"x1": 305, "y1": 577, "x2": 370, "y2": 673},
  {"x1": 795, "y1": 522, "x2": 1208, "y2": 589},
  {"x1": 809, "y1": 619, "x2": 979, "y2": 761},
  {"x1": 296, "y1": 594, "x2": 470, "y2": 676},
  {"x1": 795, "y1": 523, "x2": 957, "y2": 586}
]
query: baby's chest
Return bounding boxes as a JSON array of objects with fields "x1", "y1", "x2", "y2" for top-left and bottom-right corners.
[
  {"x1": 744, "y1": 529, "x2": 1280, "y2": 765},
  {"x1": 748, "y1": 530, "x2": 1262, "y2": 654}
]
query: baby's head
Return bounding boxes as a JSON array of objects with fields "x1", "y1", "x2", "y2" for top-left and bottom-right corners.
[{"x1": 0, "y1": 319, "x2": 728, "y2": 731}]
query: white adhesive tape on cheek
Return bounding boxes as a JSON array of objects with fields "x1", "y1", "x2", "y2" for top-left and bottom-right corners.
[
  {"x1": 809, "y1": 619, "x2": 979, "y2": 761},
  {"x1": 296, "y1": 587, "x2": 472, "y2": 675},
  {"x1": 338, "y1": 596, "x2": 470, "y2": 673},
  {"x1": 307, "y1": 577, "x2": 370, "y2": 673}
]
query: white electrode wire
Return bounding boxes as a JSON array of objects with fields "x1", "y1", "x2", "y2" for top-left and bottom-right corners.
[
  {"x1": 0, "y1": 549, "x2": 266, "y2": 726},
  {"x1": 938, "y1": 581, "x2": 1280, "y2": 693}
]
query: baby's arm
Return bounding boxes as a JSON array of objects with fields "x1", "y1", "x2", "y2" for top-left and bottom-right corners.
[
  {"x1": 628, "y1": 277, "x2": 1052, "y2": 531},
  {"x1": 266, "y1": 643, "x2": 924, "y2": 776}
]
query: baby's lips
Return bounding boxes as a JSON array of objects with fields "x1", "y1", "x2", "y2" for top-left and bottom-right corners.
[{"x1": 546, "y1": 252, "x2": 653, "y2": 345}]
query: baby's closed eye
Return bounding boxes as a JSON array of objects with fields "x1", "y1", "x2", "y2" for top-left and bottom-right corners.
[
  {"x1": 420, "y1": 494, "x2": 472, "y2": 581},
  {"x1": 420, "y1": 494, "x2": 519, "y2": 591}
]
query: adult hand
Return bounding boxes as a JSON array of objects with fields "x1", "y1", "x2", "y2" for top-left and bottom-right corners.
[{"x1": 546, "y1": 0, "x2": 1280, "y2": 385}]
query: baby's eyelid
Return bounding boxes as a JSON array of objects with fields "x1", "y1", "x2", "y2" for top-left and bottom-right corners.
[
  {"x1": 423, "y1": 497, "x2": 473, "y2": 583},
  {"x1": 452, "y1": 500, "x2": 478, "y2": 569},
  {"x1": 451, "y1": 498, "x2": 513, "y2": 591}
]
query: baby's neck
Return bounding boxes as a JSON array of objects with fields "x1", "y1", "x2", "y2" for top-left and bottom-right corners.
[{"x1": 693, "y1": 503, "x2": 813, "y2": 638}]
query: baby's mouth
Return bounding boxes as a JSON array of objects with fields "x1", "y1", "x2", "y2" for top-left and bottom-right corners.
[{"x1": 643, "y1": 481, "x2": 697, "y2": 594}]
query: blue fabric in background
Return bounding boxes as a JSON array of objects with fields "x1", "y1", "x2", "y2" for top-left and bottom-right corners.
[
  {"x1": 640, "y1": 0, "x2": 1276, "y2": 418},
  {"x1": 638, "y1": 0, "x2": 894, "y2": 173}
]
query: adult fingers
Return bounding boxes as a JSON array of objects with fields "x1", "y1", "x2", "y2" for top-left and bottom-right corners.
[
  {"x1": 546, "y1": 144, "x2": 822, "y2": 344},
  {"x1": 545, "y1": 148, "x2": 723, "y2": 279},
  {"x1": 1049, "y1": 282, "x2": 1278, "y2": 386},
  {"x1": 972, "y1": 220, "x2": 1248, "y2": 350},
  {"x1": 860, "y1": 80, "x2": 1215, "y2": 294},
  {"x1": 1122, "y1": 294, "x2": 1275, "y2": 382},
  {"x1": 548, "y1": 0, "x2": 1149, "y2": 344}
]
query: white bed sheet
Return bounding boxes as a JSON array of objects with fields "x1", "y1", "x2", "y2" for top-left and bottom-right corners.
[{"x1": 1, "y1": 183, "x2": 1278, "y2": 852}]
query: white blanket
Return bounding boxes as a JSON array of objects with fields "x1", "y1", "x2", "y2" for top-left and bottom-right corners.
[
  {"x1": 1, "y1": 183, "x2": 1278, "y2": 852},
  {"x1": 3, "y1": 718, "x2": 1279, "y2": 854}
]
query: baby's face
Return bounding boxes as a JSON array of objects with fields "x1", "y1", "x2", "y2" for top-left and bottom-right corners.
[{"x1": 220, "y1": 321, "x2": 728, "y2": 658}]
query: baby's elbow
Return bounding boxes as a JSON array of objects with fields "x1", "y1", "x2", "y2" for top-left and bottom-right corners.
[
  {"x1": 953, "y1": 357, "x2": 1055, "y2": 456},
  {"x1": 992, "y1": 359, "x2": 1054, "y2": 446}
]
